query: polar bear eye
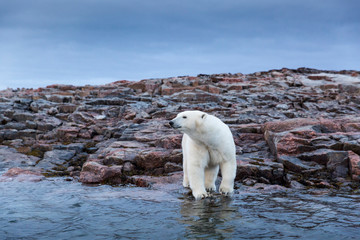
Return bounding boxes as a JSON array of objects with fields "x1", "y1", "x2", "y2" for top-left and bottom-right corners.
[{"x1": 182, "y1": 116, "x2": 187, "y2": 119}]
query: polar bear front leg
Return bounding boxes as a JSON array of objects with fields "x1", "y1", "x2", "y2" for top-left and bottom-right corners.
[
  {"x1": 205, "y1": 165, "x2": 219, "y2": 192},
  {"x1": 188, "y1": 163, "x2": 208, "y2": 200},
  {"x1": 182, "y1": 154, "x2": 189, "y2": 188},
  {"x1": 219, "y1": 160, "x2": 236, "y2": 196}
]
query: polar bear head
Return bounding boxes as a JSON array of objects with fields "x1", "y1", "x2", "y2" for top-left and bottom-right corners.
[{"x1": 169, "y1": 110, "x2": 207, "y2": 134}]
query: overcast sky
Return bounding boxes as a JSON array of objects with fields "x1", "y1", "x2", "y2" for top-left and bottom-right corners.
[{"x1": 0, "y1": 0, "x2": 359, "y2": 90}]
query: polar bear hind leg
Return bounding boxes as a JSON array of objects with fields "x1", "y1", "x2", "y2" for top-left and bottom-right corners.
[
  {"x1": 204, "y1": 165, "x2": 219, "y2": 192},
  {"x1": 219, "y1": 160, "x2": 236, "y2": 195}
]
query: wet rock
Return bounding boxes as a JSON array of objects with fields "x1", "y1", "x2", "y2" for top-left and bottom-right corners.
[
  {"x1": 80, "y1": 161, "x2": 125, "y2": 184},
  {"x1": 0, "y1": 167, "x2": 45, "y2": 182},
  {"x1": 279, "y1": 155, "x2": 323, "y2": 173},
  {"x1": 326, "y1": 151, "x2": 349, "y2": 179},
  {"x1": 290, "y1": 180, "x2": 306, "y2": 189},
  {"x1": 0, "y1": 145, "x2": 39, "y2": 170},
  {"x1": 236, "y1": 162, "x2": 284, "y2": 184},
  {"x1": 348, "y1": 151, "x2": 360, "y2": 181},
  {"x1": 36, "y1": 149, "x2": 76, "y2": 172}
]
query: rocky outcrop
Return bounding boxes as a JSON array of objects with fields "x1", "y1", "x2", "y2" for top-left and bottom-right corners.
[
  {"x1": 0, "y1": 68, "x2": 359, "y2": 190},
  {"x1": 263, "y1": 118, "x2": 360, "y2": 187}
]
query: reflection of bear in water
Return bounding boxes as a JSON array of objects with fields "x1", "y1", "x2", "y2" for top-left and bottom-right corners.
[
  {"x1": 179, "y1": 197, "x2": 238, "y2": 238},
  {"x1": 170, "y1": 110, "x2": 237, "y2": 200}
]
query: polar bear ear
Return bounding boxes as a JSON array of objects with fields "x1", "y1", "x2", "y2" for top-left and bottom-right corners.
[{"x1": 201, "y1": 113, "x2": 207, "y2": 120}]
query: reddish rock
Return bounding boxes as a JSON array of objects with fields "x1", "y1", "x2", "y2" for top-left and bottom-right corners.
[
  {"x1": 219, "y1": 77, "x2": 244, "y2": 83},
  {"x1": 198, "y1": 85, "x2": 221, "y2": 94},
  {"x1": 227, "y1": 84, "x2": 243, "y2": 91},
  {"x1": 58, "y1": 104, "x2": 78, "y2": 113},
  {"x1": 262, "y1": 118, "x2": 343, "y2": 133},
  {"x1": 68, "y1": 112, "x2": 97, "y2": 125},
  {"x1": 1, "y1": 167, "x2": 45, "y2": 182},
  {"x1": 103, "y1": 148, "x2": 138, "y2": 165},
  {"x1": 342, "y1": 122, "x2": 360, "y2": 132},
  {"x1": 46, "y1": 84, "x2": 77, "y2": 91},
  {"x1": 308, "y1": 75, "x2": 332, "y2": 81},
  {"x1": 154, "y1": 134, "x2": 182, "y2": 149},
  {"x1": 56, "y1": 126, "x2": 80, "y2": 141},
  {"x1": 171, "y1": 90, "x2": 220, "y2": 102},
  {"x1": 348, "y1": 151, "x2": 360, "y2": 181},
  {"x1": 164, "y1": 162, "x2": 182, "y2": 173},
  {"x1": 134, "y1": 149, "x2": 172, "y2": 171},
  {"x1": 80, "y1": 161, "x2": 124, "y2": 184},
  {"x1": 265, "y1": 130, "x2": 313, "y2": 157},
  {"x1": 129, "y1": 172, "x2": 183, "y2": 188},
  {"x1": 161, "y1": 86, "x2": 195, "y2": 95}
]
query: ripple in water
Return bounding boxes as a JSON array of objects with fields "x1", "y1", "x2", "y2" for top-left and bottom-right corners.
[{"x1": 0, "y1": 178, "x2": 359, "y2": 239}]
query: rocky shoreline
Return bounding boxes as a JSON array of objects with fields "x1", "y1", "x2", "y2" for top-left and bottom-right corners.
[{"x1": 1, "y1": 68, "x2": 359, "y2": 192}]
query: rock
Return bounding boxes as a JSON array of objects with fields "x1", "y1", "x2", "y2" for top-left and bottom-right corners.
[
  {"x1": 279, "y1": 155, "x2": 323, "y2": 173},
  {"x1": 265, "y1": 128, "x2": 315, "y2": 157},
  {"x1": 123, "y1": 162, "x2": 135, "y2": 173},
  {"x1": 326, "y1": 151, "x2": 349, "y2": 179},
  {"x1": 56, "y1": 125, "x2": 80, "y2": 141},
  {"x1": 290, "y1": 180, "x2": 306, "y2": 189},
  {"x1": 236, "y1": 162, "x2": 284, "y2": 184},
  {"x1": 0, "y1": 167, "x2": 45, "y2": 182},
  {"x1": 316, "y1": 181, "x2": 332, "y2": 188},
  {"x1": 348, "y1": 151, "x2": 360, "y2": 181},
  {"x1": 30, "y1": 99, "x2": 54, "y2": 112},
  {"x1": 276, "y1": 104, "x2": 289, "y2": 110},
  {"x1": 36, "y1": 149, "x2": 76, "y2": 172},
  {"x1": 298, "y1": 149, "x2": 348, "y2": 166},
  {"x1": 171, "y1": 90, "x2": 220, "y2": 103},
  {"x1": 0, "y1": 145, "x2": 39, "y2": 170},
  {"x1": 134, "y1": 149, "x2": 172, "y2": 171},
  {"x1": 35, "y1": 115, "x2": 62, "y2": 131},
  {"x1": 47, "y1": 107, "x2": 59, "y2": 115},
  {"x1": 103, "y1": 148, "x2": 138, "y2": 165},
  {"x1": 339, "y1": 84, "x2": 360, "y2": 95},
  {"x1": 242, "y1": 178, "x2": 257, "y2": 186},
  {"x1": 0, "y1": 67, "x2": 359, "y2": 190},
  {"x1": 164, "y1": 162, "x2": 182, "y2": 173},
  {"x1": 12, "y1": 112, "x2": 36, "y2": 122},
  {"x1": 79, "y1": 161, "x2": 125, "y2": 184}
]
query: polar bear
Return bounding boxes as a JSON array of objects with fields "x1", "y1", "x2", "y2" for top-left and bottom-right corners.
[{"x1": 169, "y1": 110, "x2": 237, "y2": 200}]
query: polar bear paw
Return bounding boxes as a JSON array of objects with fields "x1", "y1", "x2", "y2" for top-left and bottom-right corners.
[
  {"x1": 192, "y1": 190, "x2": 209, "y2": 200},
  {"x1": 219, "y1": 185, "x2": 234, "y2": 196},
  {"x1": 205, "y1": 185, "x2": 216, "y2": 193},
  {"x1": 183, "y1": 180, "x2": 190, "y2": 188}
]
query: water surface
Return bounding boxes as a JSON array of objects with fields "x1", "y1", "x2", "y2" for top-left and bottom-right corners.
[{"x1": 0, "y1": 176, "x2": 359, "y2": 239}]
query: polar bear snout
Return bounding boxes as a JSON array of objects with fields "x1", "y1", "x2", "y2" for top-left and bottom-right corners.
[{"x1": 169, "y1": 120, "x2": 181, "y2": 129}]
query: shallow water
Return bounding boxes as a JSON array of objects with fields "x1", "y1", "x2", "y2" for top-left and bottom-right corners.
[{"x1": 0, "y1": 177, "x2": 359, "y2": 240}]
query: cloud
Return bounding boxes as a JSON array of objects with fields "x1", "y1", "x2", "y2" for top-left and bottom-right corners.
[{"x1": 0, "y1": 0, "x2": 359, "y2": 89}]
